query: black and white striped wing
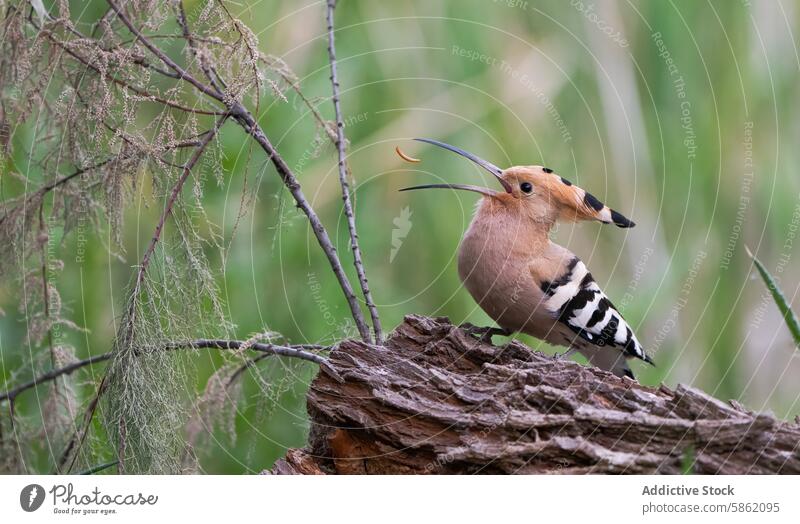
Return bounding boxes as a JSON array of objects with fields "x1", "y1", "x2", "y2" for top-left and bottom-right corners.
[{"x1": 539, "y1": 257, "x2": 652, "y2": 365}]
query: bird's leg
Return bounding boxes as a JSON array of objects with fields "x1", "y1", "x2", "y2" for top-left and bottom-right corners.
[
  {"x1": 554, "y1": 347, "x2": 579, "y2": 360},
  {"x1": 460, "y1": 323, "x2": 512, "y2": 343}
]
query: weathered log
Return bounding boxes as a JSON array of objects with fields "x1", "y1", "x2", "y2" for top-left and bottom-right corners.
[{"x1": 269, "y1": 315, "x2": 800, "y2": 474}]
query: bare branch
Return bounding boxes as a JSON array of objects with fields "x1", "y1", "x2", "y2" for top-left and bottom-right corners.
[
  {"x1": 325, "y1": 0, "x2": 382, "y2": 343},
  {"x1": 164, "y1": 339, "x2": 329, "y2": 365},
  {"x1": 0, "y1": 352, "x2": 112, "y2": 403},
  {"x1": 228, "y1": 104, "x2": 374, "y2": 343},
  {"x1": 0, "y1": 339, "x2": 328, "y2": 403}
]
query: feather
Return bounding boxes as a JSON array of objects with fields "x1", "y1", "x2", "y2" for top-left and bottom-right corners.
[{"x1": 541, "y1": 256, "x2": 653, "y2": 366}]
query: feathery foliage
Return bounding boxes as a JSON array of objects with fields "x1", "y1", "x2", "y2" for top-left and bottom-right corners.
[{"x1": 0, "y1": 0, "x2": 339, "y2": 473}]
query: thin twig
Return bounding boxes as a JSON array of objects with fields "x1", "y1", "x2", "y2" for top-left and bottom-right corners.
[
  {"x1": 0, "y1": 353, "x2": 112, "y2": 403},
  {"x1": 164, "y1": 339, "x2": 328, "y2": 364},
  {"x1": 229, "y1": 104, "x2": 373, "y2": 342},
  {"x1": 39, "y1": 158, "x2": 114, "y2": 193},
  {"x1": 59, "y1": 379, "x2": 106, "y2": 473},
  {"x1": 325, "y1": 0, "x2": 382, "y2": 343},
  {"x1": 259, "y1": 55, "x2": 335, "y2": 141},
  {"x1": 213, "y1": 0, "x2": 259, "y2": 97},
  {"x1": 128, "y1": 54, "x2": 182, "y2": 79},
  {"x1": 175, "y1": 0, "x2": 224, "y2": 94},
  {"x1": 225, "y1": 353, "x2": 270, "y2": 387},
  {"x1": 37, "y1": 201, "x2": 57, "y2": 371},
  {"x1": 42, "y1": 29, "x2": 226, "y2": 116},
  {"x1": 106, "y1": 0, "x2": 224, "y2": 103},
  {"x1": 0, "y1": 340, "x2": 327, "y2": 404},
  {"x1": 58, "y1": 17, "x2": 180, "y2": 80}
]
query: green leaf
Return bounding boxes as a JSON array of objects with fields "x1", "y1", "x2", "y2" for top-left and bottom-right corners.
[
  {"x1": 746, "y1": 246, "x2": 800, "y2": 347},
  {"x1": 681, "y1": 444, "x2": 695, "y2": 475}
]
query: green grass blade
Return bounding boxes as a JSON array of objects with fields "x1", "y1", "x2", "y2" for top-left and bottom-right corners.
[
  {"x1": 681, "y1": 445, "x2": 695, "y2": 475},
  {"x1": 746, "y1": 246, "x2": 800, "y2": 347},
  {"x1": 77, "y1": 460, "x2": 119, "y2": 475}
]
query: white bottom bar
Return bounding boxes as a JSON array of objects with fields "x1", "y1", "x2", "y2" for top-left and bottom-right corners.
[{"x1": 2, "y1": 475, "x2": 797, "y2": 523}]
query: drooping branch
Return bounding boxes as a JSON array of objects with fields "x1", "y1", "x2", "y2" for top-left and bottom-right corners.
[
  {"x1": 325, "y1": 0, "x2": 382, "y2": 343},
  {"x1": 0, "y1": 339, "x2": 328, "y2": 404},
  {"x1": 129, "y1": 115, "x2": 227, "y2": 309},
  {"x1": 103, "y1": 0, "x2": 373, "y2": 341},
  {"x1": 17, "y1": 3, "x2": 374, "y2": 342},
  {"x1": 58, "y1": 115, "x2": 227, "y2": 473}
]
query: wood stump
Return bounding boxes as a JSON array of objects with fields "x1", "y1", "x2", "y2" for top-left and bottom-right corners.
[{"x1": 268, "y1": 315, "x2": 800, "y2": 474}]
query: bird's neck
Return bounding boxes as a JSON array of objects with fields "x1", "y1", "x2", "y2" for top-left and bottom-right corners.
[{"x1": 466, "y1": 198, "x2": 553, "y2": 256}]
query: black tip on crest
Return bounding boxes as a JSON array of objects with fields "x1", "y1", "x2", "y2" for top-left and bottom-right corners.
[
  {"x1": 611, "y1": 209, "x2": 635, "y2": 228},
  {"x1": 583, "y1": 192, "x2": 605, "y2": 212}
]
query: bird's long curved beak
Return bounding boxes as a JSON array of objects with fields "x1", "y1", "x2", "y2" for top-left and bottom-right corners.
[
  {"x1": 412, "y1": 138, "x2": 513, "y2": 194},
  {"x1": 399, "y1": 183, "x2": 498, "y2": 197}
]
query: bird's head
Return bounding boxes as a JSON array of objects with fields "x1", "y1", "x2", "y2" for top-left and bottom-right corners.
[{"x1": 400, "y1": 138, "x2": 634, "y2": 228}]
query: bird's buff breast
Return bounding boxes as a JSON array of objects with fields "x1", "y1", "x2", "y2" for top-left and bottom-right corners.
[{"x1": 457, "y1": 230, "x2": 552, "y2": 336}]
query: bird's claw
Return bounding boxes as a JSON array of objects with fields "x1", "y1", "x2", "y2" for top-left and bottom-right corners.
[
  {"x1": 460, "y1": 323, "x2": 512, "y2": 343},
  {"x1": 554, "y1": 348, "x2": 578, "y2": 360}
]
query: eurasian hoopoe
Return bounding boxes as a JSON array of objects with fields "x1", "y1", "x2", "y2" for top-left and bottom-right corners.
[{"x1": 401, "y1": 138, "x2": 654, "y2": 379}]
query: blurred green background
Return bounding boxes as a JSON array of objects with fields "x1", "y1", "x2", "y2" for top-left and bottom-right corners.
[{"x1": 2, "y1": 0, "x2": 800, "y2": 473}]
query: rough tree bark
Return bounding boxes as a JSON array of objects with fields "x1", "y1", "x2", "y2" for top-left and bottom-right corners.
[{"x1": 268, "y1": 315, "x2": 800, "y2": 474}]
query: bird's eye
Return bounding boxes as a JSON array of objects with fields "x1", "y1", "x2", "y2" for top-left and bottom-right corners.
[{"x1": 520, "y1": 182, "x2": 533, "y2": 194}]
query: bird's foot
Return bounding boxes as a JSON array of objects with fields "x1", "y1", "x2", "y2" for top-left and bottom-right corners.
[
  {"x1": 554, "y1": 347, "x2": 578, "y2": 360},
  {"x1": 460, "y1": 323, "x2": 512, "y2": 344}
]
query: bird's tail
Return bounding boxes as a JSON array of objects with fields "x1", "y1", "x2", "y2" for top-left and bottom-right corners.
[{"x1": 581, "y1": 348, "x2": 636, "y2": 380}]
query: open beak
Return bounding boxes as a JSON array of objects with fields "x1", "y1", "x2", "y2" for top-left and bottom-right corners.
[
  {"x1": 399, "y1": 183, "x2": 498, "y2": 197},
  {"x1": 400, "y1": 138, "x2": 513, "y2": 195}
]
